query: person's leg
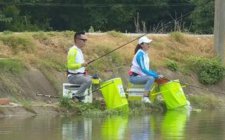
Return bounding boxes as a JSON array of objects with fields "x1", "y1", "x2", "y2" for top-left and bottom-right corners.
[
  {"x1": 143, "y1": 76, "x2": 155, "y2": 95},
  {"x1": 129, "y1": 75, "x2": 155, "y2": 103},
  {"x1": 68, "y1": 74, "x2": 92, "y2": 97},
  {"x1": 129, "y1": 75, "x2": 155, "y2": 92}
]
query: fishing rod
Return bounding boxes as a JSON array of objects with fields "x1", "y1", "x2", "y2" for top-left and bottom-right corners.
[
  {"x1": 36, "y1": 93, "x2": 60, "y2": 98},
  {"x1": 87, "y1": 33, "x2": 147, "y2": 65},
  {"x1": 36, "y1": 80, "x2": 115, "y2": 98}
]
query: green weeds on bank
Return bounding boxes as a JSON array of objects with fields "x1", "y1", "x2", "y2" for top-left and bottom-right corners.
[
  {"x1": 20, "y1": 99, "x2": 37, "y2": 114},
  {"x1": 170, "y1": 32, "x2": 185, "y2": 43},
  {"x1": 188, "y1": 57, "x2": 225, "y2": 85},
  {"x1": 59, "y1": 97, "x2": 166, "y2": 117},
  {"x1": 188, "y1": 94, "x2": 225, "y2": 109},
  {"x1": 0, "y1": 58, "x2": 25, "y2": 74},
  {"x1": 165, "y1": 59, "x2": 178, "y2": 71},
  {"x1": 0, "y1": 35, "x2": 35, "y2": 53}
]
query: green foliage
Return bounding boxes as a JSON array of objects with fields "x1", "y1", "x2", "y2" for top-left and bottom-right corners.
[
  {"x1": 189, "y1": 0, "x2": 214, "y2": 34},
  {"x1": 188, "y1": 57, "x2": 225, "y2": 85},
  {"x1": 2, "y1": 30, "x2": 13, "y2": 35},
  {"x1": 170, "y1": 32, "x2": 185, "y2": 43},
  {"x1": 0, "y1": 58, "x2": 25, "y2": 74},
  {"x1": 0, "y1": 35, "x2": 35, "y2": 53},
  {"x1": 166, "y1": 60, "x2": 178, "y2": 71},
  {"x1": 0, "y1": 14, "x2": 12, "y2": 23},
  {"x1": 88, "y1": 26, "x2": 95, "y2": 32},
  {"x1": 59, "y1": 97, "x2": 74, "y2": 110},
  {"x1": 0, "y1": 1, "x2": 210, "y2": 33}
]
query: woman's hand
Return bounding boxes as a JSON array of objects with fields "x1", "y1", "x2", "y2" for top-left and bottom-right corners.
[{"x1": 158, "y1": 74, "x2": 164, "y2": 78}]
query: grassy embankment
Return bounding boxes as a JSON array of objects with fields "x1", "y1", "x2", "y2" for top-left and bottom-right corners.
[{"x1": 0, "y1": 31, "x2": 225, "y2": 116}]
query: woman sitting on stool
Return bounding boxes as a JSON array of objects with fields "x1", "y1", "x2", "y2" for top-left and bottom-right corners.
[{"x1": 128, "y1": 36, "x2": 163, "y2": 103}]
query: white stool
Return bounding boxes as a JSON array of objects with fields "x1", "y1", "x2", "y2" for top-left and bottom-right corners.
[
  {"x1": 126, "y1": 83, "x2": 158, "y2": 101},
  {"x1": 126, "y1": 83, "x2": 145, "y2": 100},
  {"x1": 63, "y1": 83, "x2": 92, "y2": 103}
]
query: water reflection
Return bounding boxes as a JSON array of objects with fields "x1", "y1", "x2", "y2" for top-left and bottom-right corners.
[
  {"x1": 62, "y1": 117, "x2": 92, "y2": 140},
  {"x1": 101, "y1": 116, "x2": 128, "y2": 140},
  {"x1": 1, "y1": 110, "x2": 225, "y2": 140},
  {"x1": 128, "y1": 115, "x2": 153, "y2": 140},
  {"x1": 160, "y1": 109, "x2": 190, "y2": 140},
  {"x1": 0, "y1": 116, "x2": 62, "y2": 140}
]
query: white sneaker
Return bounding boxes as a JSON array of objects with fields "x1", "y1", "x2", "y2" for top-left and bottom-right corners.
[{"x1": 142, "y1": 97, "x2": 151, "y2": 103}]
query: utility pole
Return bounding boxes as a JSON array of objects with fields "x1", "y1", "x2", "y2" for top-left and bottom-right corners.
[{"x1": 214, "y1": 0, "x2": 225, "y2": 64}]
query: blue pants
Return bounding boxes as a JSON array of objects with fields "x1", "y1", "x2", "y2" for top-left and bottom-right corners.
[{"x1": 129, "y1": 75, "x2": 155, "y2": 92}]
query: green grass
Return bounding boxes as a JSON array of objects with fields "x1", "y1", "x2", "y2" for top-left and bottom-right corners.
[
  {"x1": 0, "y1": 58, "x2": 25, "y2": 74},
  {"x1": 59, "y1": 98, "x2": 164, "y2": 117},
  {"x1": 32, "y1": 32, "x2": 49, "y2": 43},
  {"x1": 107, "y1": 30, "x2": 125, "y2": 38},
  {"x1": 188, "y1": 94, "x2": 225, "y2": 109},
  {"x1": 165, "y1": 59, "x2": 178, "y2": 71},
  {"x1": 0, "y1": 35, "x2": 35, "y2": 53},
  {"x1": 170, "y1": 32, "x2": 185, "y2": 43},
  {"x1": 62, "y1": 31, "x2": 74, "y2": 38},
  {"x1": 20, "y1": 99, "x2": 37, "y2": 114},
  {"x1": 39, "y1": 66, "x2": 61, "y2": 94},
  {"x1": 0, "y1": 73, "x2": 24, "y2": 97}
]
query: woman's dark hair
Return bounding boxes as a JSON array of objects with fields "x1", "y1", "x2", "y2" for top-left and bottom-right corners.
[{"x1": 134, "y1": 44, "x2": 142, "y2": 54}]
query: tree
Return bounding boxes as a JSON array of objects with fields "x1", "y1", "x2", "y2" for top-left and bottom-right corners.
[{"x1": 189, "y1": 0, "x2": 214, "y2": 34}]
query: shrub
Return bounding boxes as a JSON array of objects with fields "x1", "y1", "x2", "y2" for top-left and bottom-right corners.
[
  {"x1": 189, "y1": 57, "x2": 225, "y2": 85},
  {"x1": 170, "y1": 32, "x2": 185, "y2": 43}
]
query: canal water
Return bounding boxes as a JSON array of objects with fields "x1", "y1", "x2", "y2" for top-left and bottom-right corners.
[{"x1": 0, "y1": 110, "x2": 225, "y2": 140}]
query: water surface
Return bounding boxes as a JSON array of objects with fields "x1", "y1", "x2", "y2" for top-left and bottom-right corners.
[{"x1": 0, "y1": 110, "x2": 225, "y2": 140}]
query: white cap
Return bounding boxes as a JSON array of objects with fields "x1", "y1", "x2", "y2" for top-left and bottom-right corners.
[{"x1": 138, "y1": 36, "x2": 152, "y2": 45}]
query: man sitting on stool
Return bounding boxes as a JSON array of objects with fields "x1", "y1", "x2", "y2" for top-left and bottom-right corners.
[{"x1": 67, "y1": 31, "x2": 92, "y2": 101}]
